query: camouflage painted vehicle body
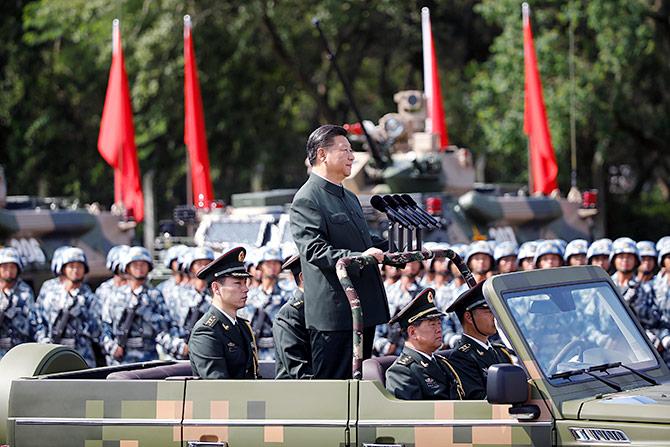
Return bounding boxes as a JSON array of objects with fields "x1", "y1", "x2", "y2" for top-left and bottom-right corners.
[
  {"x1": 0, "y1": 197, "x2": 134, "y2": 290},
  {"x1": 1, "y1": 266, "x2": 669, "y2": 446}
]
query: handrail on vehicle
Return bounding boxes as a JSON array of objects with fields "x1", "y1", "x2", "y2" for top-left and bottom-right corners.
[{"x1": 336, "y1": 248, "x2": 475, "y2": 379}]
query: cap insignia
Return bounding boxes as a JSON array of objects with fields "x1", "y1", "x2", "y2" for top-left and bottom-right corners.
[
  {"x1": 427, "y1": 291, "x2": 434, "y2": 303},
  {"x1": 238, "y1": 251, "x2": 245, "y2": 262}
]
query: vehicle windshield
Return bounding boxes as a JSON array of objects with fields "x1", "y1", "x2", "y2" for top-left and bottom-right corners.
[
  {"x1": 203, "y1": 221, "x2": 266, "y2": 246},
  {"x1": 502, "y1": 281, "x2": 658, "y2": 380}
]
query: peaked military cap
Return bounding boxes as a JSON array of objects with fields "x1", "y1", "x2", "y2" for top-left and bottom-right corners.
[
  {"x1": 196, "y1": 246, "x2": 251, "y2": 282},
  {"x1": 446, "y1": 281, "x2": 488, "y2": 314},
  {"x1": 389, "y1": 288, "x2": 444, "y2": 329}
]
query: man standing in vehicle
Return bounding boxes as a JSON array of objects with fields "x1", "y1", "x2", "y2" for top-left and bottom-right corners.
[
  {"x1": 447, "y1": 282, "x2": 513, "y2": 399},
  {"x1": 385, "y1": 288, "x2": 464, "y2": 400},
  {"x1": 0, "y1": 247, "x2": 35, "y2": 358},
  {"x1": 189, "y1": 247, "x2": 258, "y2": 379},
  {"x1": 290, "y1": 124, "x2": 388, "y2": 379}
]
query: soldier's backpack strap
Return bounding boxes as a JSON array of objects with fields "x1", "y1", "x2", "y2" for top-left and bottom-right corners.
[{"x1": 435, "y1": 354, "x2": 465, "y2": 400}]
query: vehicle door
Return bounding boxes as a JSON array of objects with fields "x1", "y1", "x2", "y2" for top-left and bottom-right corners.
[
  {"x1": 8, "y1": 377, "x2": 185, "y2": 447},
  {"x1": 183, "y1": 379, "x2": 351, "y2": 446},
  {"x1": 353, "y1": 379, "x2": 552, "y2": 447}
]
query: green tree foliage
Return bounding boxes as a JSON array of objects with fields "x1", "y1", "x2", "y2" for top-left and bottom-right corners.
[{"x1": 1, "y1": 0, "x2": 668, "y2": 236}]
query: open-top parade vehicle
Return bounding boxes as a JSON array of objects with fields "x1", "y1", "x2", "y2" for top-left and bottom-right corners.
[{"x1": 0, "y1": 248, "x2": 669, "y2": 446}]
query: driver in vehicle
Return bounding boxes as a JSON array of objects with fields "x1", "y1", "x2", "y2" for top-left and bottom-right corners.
[
  {"x1": 385, "y1": 288, "x2": 465, "y2": 400},
  {"x1": 188, "y1": 247, "x2": 259, "y2": 379},
  {"x1": 447, "y1": 282, "x2": 513, "y2": 399}
]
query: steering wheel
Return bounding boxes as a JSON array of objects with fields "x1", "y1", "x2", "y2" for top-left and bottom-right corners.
[{"x1": 547, "y1": 339, "x2": 586, "y2": 376}]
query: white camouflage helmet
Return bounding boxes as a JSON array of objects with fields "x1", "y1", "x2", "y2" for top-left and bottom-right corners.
[
  {"x1": 586, "y1": 238, "x2": 613, "y2": 263},
  {"x1": 163, "y1": 244, "x2": 189, "y2": 270},
  {"x1": 51, "y1": 245, "x2": 73, "y2": 276},
  {"x1": 465, "y1": 241, "x2": 494, "y2": 265},
  {"x1": 59, "y1": 247, "x2": 89, "y2": 273},
  {"x1": 517, "y1": 241, "x2": 538, "y2": 265},
  {"x1": 0, "y1": 247, "x2": 24, "y2": 273},
  {"x1": 564, "y1": 239, "x2": 588, "y2": 262},
  {"x1": 182, "y1": 247, "x2": 215, "y2": 273},
  {"x1": 656, "y1": 240, "x2": 670, "y2": 266},
  {"x1": 493, "y1": 241, "x2": 519, "y2": 264},
  {"x1": 258, "y1": 246, "x2": 283, "y2": 265},
  {"x1": 609, "y1": 237, "x2": 640, "y2": 265},
  {"x1": 106, "y1": 244, "x2": 130, "y2": 274},
  {"x1": 636, "y1": 240, "x2": 657, "y2": 259},
  {"x1": 656, "y1": 236, "x2": 670, "y2": 251},
  {"x1": 533, "y1": 240, "x2": 564, "y2": 267},
  {"x1": 121, "y1": 246, "x2": 153, "y2": 273}
]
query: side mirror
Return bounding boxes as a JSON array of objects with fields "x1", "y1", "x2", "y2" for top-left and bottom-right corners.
[
  {"x1": 487, "y1": 364, "x2": 528, "y2": 404},
  {"x1": 487, "y1": 364, "x2": 540, "y2": 420}
]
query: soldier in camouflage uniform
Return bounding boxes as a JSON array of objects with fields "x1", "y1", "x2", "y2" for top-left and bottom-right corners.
[
  {"x1": 239, "y1": 246, "x2": 291, "y2": 361},
  {"x1": 493, "y1": 241, "x2": 518, "y2": 275},
  {"x1": 273, "y1": 254, "x2": 312, "y2": 379},
  {"x1": 385, "y1": 288, "x2": 464, "y2": 400},
  {"x1": 654, "y1": 239, "x2": 670, "y2": 306},
  {"x1": 36, "y1": 245, "x2": 72, "y2": 304},
  {"x1": 534, "y1": 240, "x2": 564, "y2": 269},
  {"x1": 32, "y1": 247, "x2": 100, "y2": 367},
  {"x1": 95, "y1": 245, "x2": 129, "y2": 308},
  {"x1": 374, "y1": 261, "x2": 423, "y2": 356},
  {"x1": 101, "y1": 246, "x2": 184, "y2": 365},
  {"x1": 466, "y1": 241, "x2": 494, "y2": 283},
  {"x1": 156, "y1": 245, "x2": 190, "y2": 309},
  {"x1": 0, "y1": 247, "x2": 35, "y2": 357},
  {"x1": 446, "y1": 281, "x2": 513, "y2": 400},
  {"x1": 610, "y1": 238, "x2": 670, "y2": 358},
  {"x1": 517, "y1": 241, "x2": 538, "y2": 271},
  {"x1": 563, "y1": 239, "x2": 588, "y2": 266},
  {"x1": 636, "y1": 241, "x2": 658, "y2": 285},
  {"x1": 587, "y1": 238, "x2": 613, "y2": 273},
  {"x1": 167, "y1": 247, "x2": 216, "y2": 360}
]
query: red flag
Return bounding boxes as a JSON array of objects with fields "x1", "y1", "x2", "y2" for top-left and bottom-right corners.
[
  {"x1": 184, "y1": 15, "x2": 214, "y2": 208},
  {"x1": 523, "y1": 4, "x2": 558, "y2": 195},
  {"x1": 98, "y1": 19, "x2": 144, "y2": 221},
  {"x1": 421, "y1": 7, "x2": 449, "y2": 150}
]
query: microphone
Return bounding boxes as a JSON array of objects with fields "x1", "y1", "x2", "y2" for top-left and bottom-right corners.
[
  {"x1": 390, "y1": 194, "x2": 434, "y2": 228},
  {"x1": 382, "y1": 195, "x2": 424, "y2": 228},
  {"x1": 400, "y1": 194, "x2": 441, "y2": 227},
  {"x1": 370, "y1": 195, "x2": 414, "y2": 228}
]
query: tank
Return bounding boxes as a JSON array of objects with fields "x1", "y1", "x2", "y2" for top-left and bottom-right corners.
[{"x1": 0, "y1": 165, "x2": 135, "y2": 290}]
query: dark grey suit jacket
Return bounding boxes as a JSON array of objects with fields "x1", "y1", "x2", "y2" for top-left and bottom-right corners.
[{"x1": 290, "y1": 173, "x2": 389, "y2": 331}]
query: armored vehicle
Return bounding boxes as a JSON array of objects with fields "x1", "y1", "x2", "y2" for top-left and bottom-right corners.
[
  {"x1": 0, "y1": 166, "x2": 135, "y2": 290},
  {"x1": 1, "y1": 265, "x2": 668, "y2": 446}
]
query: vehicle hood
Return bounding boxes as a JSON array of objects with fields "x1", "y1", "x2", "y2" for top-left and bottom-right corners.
[{"x1": 576, "y1": 383, "x2": 670, "y2": 424}]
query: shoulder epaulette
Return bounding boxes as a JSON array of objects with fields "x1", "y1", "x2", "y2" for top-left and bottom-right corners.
[
  {"x1": 290, "y1": 299, "x2": 304, "y2": 309},
  {"x1": 397, "y1": 353, "x2": 415, "y2": 366},
  {"x1": 203, "y1": 314, "x2": 218, "y2": 327},
  {"x1": 493, "y1": 343, "x2": 514, "y2": 362}
]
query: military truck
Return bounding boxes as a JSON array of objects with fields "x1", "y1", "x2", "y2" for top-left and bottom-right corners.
[
  {"x1": 0, "y1": 166, "x2": 135, "y2": 290},
  {"x1": 0, "y1": 265, "x2": 668, "y2": 446}
]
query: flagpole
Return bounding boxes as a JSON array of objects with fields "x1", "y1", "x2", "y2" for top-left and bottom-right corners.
[
  {"x1": 421, "y1": 7, "x2": 432, "y2": 134},
  {"x1": 522, "y1": 4, "x2": 533, "y2": 194},
  {"x1": 184, "y1": 15, "x2": 194, "y2": 208},
  {"x1": 112, "y1": 19, "x2": 124, "y2": 212}
]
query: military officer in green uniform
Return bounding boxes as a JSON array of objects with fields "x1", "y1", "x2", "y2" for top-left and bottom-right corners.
[
  {"x1": 273, "y1": 254, "x2": 312, "y2": 379},
  {"x1": 290, "y1": 124, "x2": 389, "y2": 379},
  {"x1": 446, "y1": 281, "x2": 513, "y2": 399},
  {"x1": 188, "y1": 247, "x2": 259, "y2": 379},
  {"x1": 385, "y1": 288, "x2": 465, "y2": 400}
]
